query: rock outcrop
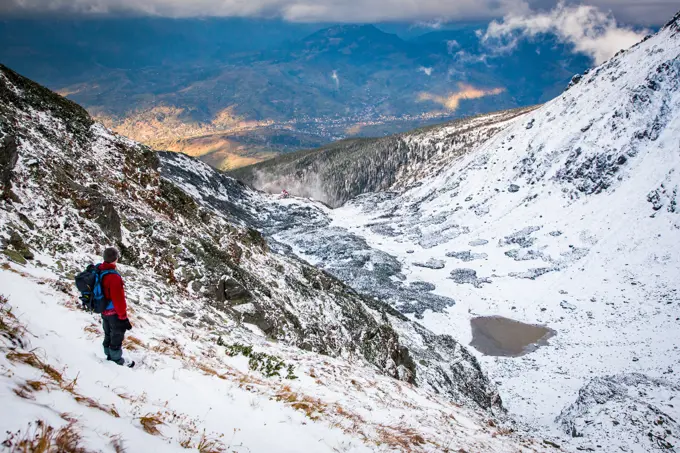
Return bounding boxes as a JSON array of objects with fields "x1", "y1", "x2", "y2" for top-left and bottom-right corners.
[{"x1": 557, "y1": 374, "x2": 680, "y2": 451}]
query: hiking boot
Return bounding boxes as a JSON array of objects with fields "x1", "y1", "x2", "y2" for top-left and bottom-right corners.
[{"x1": 113, "y1": 357, "x2": 135, "y2": 368}]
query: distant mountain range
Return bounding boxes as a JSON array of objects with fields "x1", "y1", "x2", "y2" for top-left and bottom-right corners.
[{"x1": 0, "y1": 18, "x2": 591, "y2": 169}]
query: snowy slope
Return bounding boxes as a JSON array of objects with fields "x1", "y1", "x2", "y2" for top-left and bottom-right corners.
[
  {"x1": 263, "y1": 11, "x2": 680, "y2": 453},
  {"x1": 1, "y1": 260, "x2": 549, "y2": 452},
  {"x1": 0, "y1": 65, "x2": 549, "y2": 451}
]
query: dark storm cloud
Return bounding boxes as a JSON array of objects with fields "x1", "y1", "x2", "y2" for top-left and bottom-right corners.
[{"x1": 0, "y1": 0, "x2": 677, "y2": 25}]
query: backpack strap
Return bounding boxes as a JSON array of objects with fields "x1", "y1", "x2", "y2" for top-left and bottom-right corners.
[
  {"x1": 99, "y1": 269, "x2": 120, "y2": 278},
  {"x1": 95, "y1": 269, "x2": 120, "y2": 312}
]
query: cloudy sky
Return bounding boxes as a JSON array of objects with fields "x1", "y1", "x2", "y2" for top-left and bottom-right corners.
[{"x1": 0, "y1": 0, "x2": 677, "y2": 25}]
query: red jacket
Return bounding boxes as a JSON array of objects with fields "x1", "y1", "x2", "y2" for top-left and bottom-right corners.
[{"x1": 98, "y1": 262, "x2": 128, "y2": 320}]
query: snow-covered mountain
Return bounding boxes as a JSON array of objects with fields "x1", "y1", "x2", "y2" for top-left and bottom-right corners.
[
  {"x1": 237, "y1": 10, "x2": 680, "y2": 453},
  {"x1": 0, "y1": 64, "x2": 551, "y2": 451},
  {"x1": 229, "y1": 105, "x2": 538, "y2": 208}
]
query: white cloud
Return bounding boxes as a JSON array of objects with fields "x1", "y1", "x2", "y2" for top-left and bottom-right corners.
[
  {"x1": 482, "y1": 2, "x2": 650, "y2": 64},
  {"x1": 454, "y1": 50, "x2": 490, "y2": 65},
  {"x1": 331, "y1": 70, "x2": 340, "y2": 88},
  {"x1": 446, "y1": 40, "x2": 460, "y2": 54},
  {"x1": 418, "y1": 66, "x2": 433, "y2": 76}
]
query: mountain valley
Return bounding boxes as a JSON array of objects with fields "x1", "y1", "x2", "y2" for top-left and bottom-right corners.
[
  {"x1": 232, "y1": 10, "x2": 680, "y2": 451},
  {"x1": 0, "y1": 8, "x2": 679, "y2": 453}
]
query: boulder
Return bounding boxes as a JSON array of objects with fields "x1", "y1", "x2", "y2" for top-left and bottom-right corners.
[
  {"x1": 446, "y1": 250, "x2": 488, "y2": 262},
  {"x1": 560, "y1": 300, "x2": 577, "y2": 310},
  {"x1": 2, "y1": 249, "x2": 27, "y2": 265},
  {"x1": 94, "y1": 200, "x2": 122, "y2": 242},
  {"x1": 215, "y1": 276, "x2": 252, "y2": 304},
  {"x1": 0, "y1": 134, "x2": 19, "y2": 199},
  {"x1": 566, "y1": 73, "x2": 583, "y2": 91},
  {"x1": 413, "y1": 258, "x2": 445, "y2": 270},
  {"x1": 449, "y1": 268, "x2": 491, "y2": 287},
  {"x1": 8, "y1": 231, "x2": 34, "y2": 260}
]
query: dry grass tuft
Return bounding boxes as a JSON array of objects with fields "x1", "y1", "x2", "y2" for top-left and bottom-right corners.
[
  {"x1": 196, "y1": 363, "x2": 229, "y2": 380},
  {"x1": 115, "y1": 391, "x2": 133, "y2": 401},
  {"x1": 54, "y1": 422, "x2": 86, "y2": 452},
  {"x1": 26, "y1": 379, "x2": 47, "y2": 391},
  {"x1": 237, "y1": 372, "x2": 266, "y2": 389},
  {"x1": 331, "y1": 405, "x2": 369, "y2": 441},
  {"x1": 73, "y1": 395, "x2": 120, "y2": 418},
  {"x1": 125, "y1": 335, "x2": 147, "y2": 351},
  {"x1": 196, "y1": 432, "x2": 226, "y2": 453},
  {"x1": 13, "y1": 375, "x2": 52, "y2": 400},
  {"x1": 60, "y1": 413, "x2": 78, "y2": 423},
  {"x1": 151, "y1": 337, "x2": 184, "y2": 357},
  {"x1": 375, "y1": 424, "x2": 428, "y2": 450},
  {"x1": 180, "y1": 436, "x2": 193, "y2": 449},
  {"x1": 110, "y1": 435, "x2": 126, "y2": 453},
  {"x1": 13, "y1": 385, "x2": 35, "y2": 400},
  {"x1": 1, "y1": 420, "x2": 91, "y2": 453},
  {"x1": 6, "y1": 351, "x2": 64, "y2": 384},
  {"x1": 139, "y1": 413, "x2": 164, "y2": 436},
  {"x1": 274, "y1": 386, "x2": 327, "y2": 421},
  {"x1": 83, "y1": 324, "x2": 100, "y2": 336},
  {"x1": 61, "y1": 373, "x2": 80, "y2": 393},
  {"x1": 0, "y1": 294, "x2": 27, "y2": 346}
]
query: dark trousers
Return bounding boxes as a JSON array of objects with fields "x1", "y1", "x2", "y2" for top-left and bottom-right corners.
[{"x1": 102, "y1": 314, "x2": 126, "y2": 362}]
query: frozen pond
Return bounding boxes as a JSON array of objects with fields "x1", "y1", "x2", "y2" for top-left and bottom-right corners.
[{"x1": 469, "y1": 316, "x2": 556, "y2": 357}]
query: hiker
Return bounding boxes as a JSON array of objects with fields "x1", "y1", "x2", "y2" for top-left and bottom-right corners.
[{"x1": 99, "y1": 247, "x2": 134, "y2": 367}]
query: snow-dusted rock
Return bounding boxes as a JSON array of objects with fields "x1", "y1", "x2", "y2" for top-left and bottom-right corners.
[
  {"x1": 413, "y1": 258, "x2": 446, "y2": 269},
  {"x1": 557, "y1": 374, "x2": 680, "y2": 452}
]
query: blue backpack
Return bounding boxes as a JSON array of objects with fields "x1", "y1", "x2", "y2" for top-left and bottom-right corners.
[{"x1": 75, "y1": 264, "x2": 119, "y2": 313}]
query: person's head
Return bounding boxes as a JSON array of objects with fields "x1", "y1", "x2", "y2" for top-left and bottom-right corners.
[{"x1": 103, "y1": 247, "x2": 120, "y2": 264}]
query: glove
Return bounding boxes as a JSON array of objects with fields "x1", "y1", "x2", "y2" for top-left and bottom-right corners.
[{"x1": 120, "y1": 318, "x2": 133, "y2": 331}]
